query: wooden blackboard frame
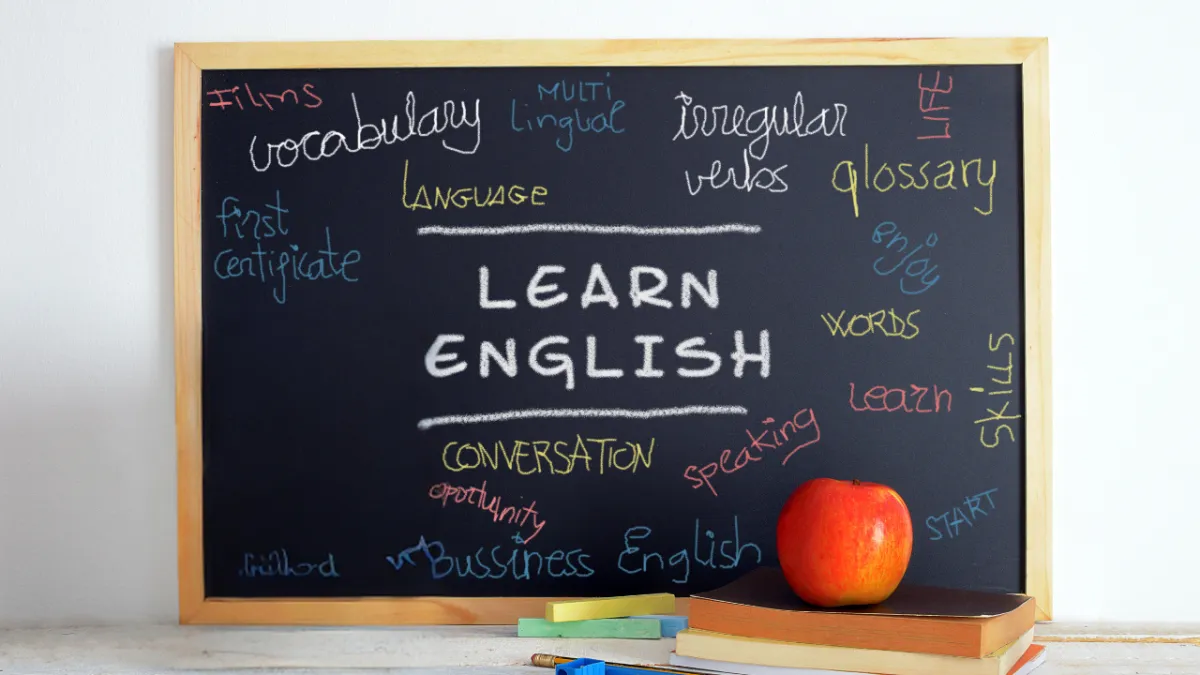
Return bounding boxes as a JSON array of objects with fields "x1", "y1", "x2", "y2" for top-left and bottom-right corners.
[{"x1": 173, "y1": 38, "x2": 1051, "y2": 625}]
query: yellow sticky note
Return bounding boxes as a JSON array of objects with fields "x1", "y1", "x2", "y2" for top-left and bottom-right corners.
[{"x1": 546, "y1": 593, "x2": 675, "y2": 622}]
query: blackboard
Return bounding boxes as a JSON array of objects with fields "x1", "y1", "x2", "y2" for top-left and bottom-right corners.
[{"x1": 174, "y1": 39, "x2": 1051, "y2": 625}]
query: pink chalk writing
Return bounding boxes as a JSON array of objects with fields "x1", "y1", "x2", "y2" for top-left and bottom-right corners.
[
  {"x1": 917, "y1": 71, "x2": 953, "y2": 140},
  {"x1": 849, "y1": 383, "x2": 952, "y2": 413},
  {"x1": 427, "y1": 480, "x2": 546, "y2": 544},
  {"x1": 207, "y1": 83, "x2": 323, "y2": 111},
  {"x1": 683, "y1": 407, "x2": 821, "y2": 497}
]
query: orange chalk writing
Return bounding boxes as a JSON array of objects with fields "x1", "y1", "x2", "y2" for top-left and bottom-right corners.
[
  {"x1": 917, "y1": 71, "x2": 952, "y2": 140},
  {"x1": 683, "y1": 407, "x2": 821, "y2": 497},
  {"x1": 427, "y1": 479, "x2": 546, "y2": 544},
  {"x1": 848, "y1": 383, "x2": 952, "y2": 413},
  {"x1": 207, "y1": 83, "x2": 322, "y2": 111}
]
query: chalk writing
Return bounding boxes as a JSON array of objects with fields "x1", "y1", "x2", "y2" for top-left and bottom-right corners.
[
  {"x1": 927, "y1": 489, "x2": 998, "y2": 540},
  {"x1": 849, "y1": 383, "x2": 952, "y2": 413},
  {"x1": 440, "y1": 436, "x2": 653, "y2": 476},
  {"x1": 207, "y1": 82, "x2": 322, "y2": 111},
  {"x1": 509, "y1": 73, "x2": 626, "y2": 152},
  {"x1": 917, "y1": 71, "x2": 953, "y2": 140},
  {"x1": 386, "y1": 536, "x2": 594, "y2": 580},
  {"x1": 821, "y1": 309, "x2": 921, "y2": 339},
  {"x1": 618, "y1": 517, "x2": 761, "y2": 584},
  {"x1": 672, "y1": 90, "x2": 848, "y2": 195},
  {"x1": 683, "y1": 407, "x2": 820, "y2": 496},
  {"x1": 971, "y1": 333, "x2": 1022, "y2": 448},
  {"x1": 831, "y1": 144, "x2": 997, "y2": 217},
  {"x1": 425, "y1": 331, "x2": 769, "y2": 390},
  {"x1": 211, "y1": 192, "x2": 361, "y2": 304},
  {"x1": 248, "y1": 92, "x2": 481, "y2": 172},
  {"x1": 871, "y1": 221, "x2": 941, "y2": 296},
  {"x1": 400, "y1": 161, "x2": 547, "y2": 210},
  {"x1": 428, "y1": 480, "x2": 546, "y2": 544},
  {"x1": 239, "y1": 550, "x2": 339, "y2": 578},
  {"x1": 478, "y1": 264, "x2": 719, "y2": 310}
]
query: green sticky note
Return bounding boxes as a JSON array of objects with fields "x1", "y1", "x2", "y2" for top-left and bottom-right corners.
[{"x1": 517, "y1": 617, "x2": 661, "y2": 639}]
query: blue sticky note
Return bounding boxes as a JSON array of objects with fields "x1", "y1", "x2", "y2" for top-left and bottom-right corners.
[{"x1": 629, "y1": 614, "x2": 688, "y2": 637}]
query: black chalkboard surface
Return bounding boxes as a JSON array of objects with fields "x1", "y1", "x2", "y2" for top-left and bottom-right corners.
[{"x1": 180, "y1": 41, "x2": 1049, "y2": 624}]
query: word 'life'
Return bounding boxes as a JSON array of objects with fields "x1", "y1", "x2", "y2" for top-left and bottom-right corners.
[
  {"x1": 871, "y1": 221, "x2": 941, "y2": 296},
  {"x1": 441, "y1": 436, "x2": 653, "y2": 476},
  {"x1": 684, "y1": 407, "x2": 820, "y2": 496},
  {"x1": 927, "y1": 489, "x2": 998, "y2": 540},
  {"x1": 832, "y1": 144, "x2": 997, "y2": 217},
  {"x1": 248, "y1": 92, "x2": 482, "y2": 172},
  {"x1": 510, "y1": 73, "x2": 626, "y2": 152},
  {"x1": 972, "y1": 333, "x2": 1022, "y2": 448},
  {"x1": 673, "y1": 90, "x2": 848, "y2": 195},
  {"x1": 428, "y1": 480, "x2": 546, "y2": 544},
  {"x1": 917, "y1": 71, "x2": 953, "y2": 140}
]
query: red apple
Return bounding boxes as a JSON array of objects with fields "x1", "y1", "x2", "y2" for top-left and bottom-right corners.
[{"x1": 776, "y1": 478, "x2": 913, "y2": 607}]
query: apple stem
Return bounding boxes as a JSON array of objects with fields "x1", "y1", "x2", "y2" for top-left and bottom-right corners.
[{"x1": 852, "y1": 479, "x2": 861, "y2": 486}]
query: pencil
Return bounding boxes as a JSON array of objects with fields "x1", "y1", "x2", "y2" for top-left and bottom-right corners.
[{"x1": 530, "y1": 653, "x2": 722, "y2": 675}]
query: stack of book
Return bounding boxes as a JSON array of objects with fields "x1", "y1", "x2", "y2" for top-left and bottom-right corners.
[{"x1": 672, "y1": 568, "x2": 1044, "y2": 675}]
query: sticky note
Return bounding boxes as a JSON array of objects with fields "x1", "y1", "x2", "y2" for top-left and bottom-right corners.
[
  {"x1": 518, "y1": 618, "x2": 661, "y2": 639},
  {"x1": 630, "y1": 614, "x2": 689, "y2": 637},
  {"x1": 545, "y1": 593, "x2": 675, "y2": 622}
]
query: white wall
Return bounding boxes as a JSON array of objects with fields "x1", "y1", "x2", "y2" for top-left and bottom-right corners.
[{"x1": 1, "y1": 0, "x2": 1197, "y2": 627}]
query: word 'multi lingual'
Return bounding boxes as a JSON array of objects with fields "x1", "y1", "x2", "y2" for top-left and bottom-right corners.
[
  {"x1": 401, "y1": 160, "x2": 548, "y2": 211},
  {"x1": 240, "y1": 550, "x2": 339, "y2": 578},
  {"x1": 619, "y1": 517, "x2": 762, "y2": 584},
  {"x1": 428, "y1": 479, "x2": 546, "y2": 544},
  {"x1": 849, "y1": 383, "x2": 951, "y2": 413},
  {"x1": 871, "y1": 221, "x2": 941, "y2": 296},
  {"x1": 387, "y1": 536, "x2": 594, "y2": 581},
  {"x1": 442, "y1": 436, "x2": 653, "y2": 476},
  {"x1": 832, "y1": 144, "x2": 997, "y2": 217},
  {"x1": 927, "y1": 488, "x2": 999, "y2": 541},
  {"x1": 248, "y1": 92, "x2": 481, "y2": 172},
  {"x1": 673, "y1": 91, "x2": 848, "y2": 195},
  {"x1": 425, "y1": 265, "x2": 770, "y2": 390},
  {"x1": 684, "y1": 407, "x2": 821, "y2": 497},
  {"x1": 821, "y1": 309, "x2": 921, "y2": 340},
  {"x1": 510, "y1": 73, "x2": 626, "y2": 152},
  {"x1": 211, "y1": 192, "x2": 361, "y2": 304},
  {"x1": 972, "y1": 333, "x2": 1021, "y2": 448}
]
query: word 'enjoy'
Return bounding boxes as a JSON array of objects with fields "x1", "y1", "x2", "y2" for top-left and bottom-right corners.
[
  {"x1": 211, "y1": 192, "x2": 361, "y2": 304},
  {"x1": 927, "y1": 489, "x2": 999, "y2": 540},
  {"x1": 821, "y1": 309, "x2": 921, "y2": 340},
  {"x1": 619, "y1": 517, "x2": 762, "y2": 584},
  {"x1": 683, "y1": 408, "x2": 820, "y2": 497},
  {"x1": 239, "y1": 550, "x2": 339, "y2": 578},
  {"x1": 207, "y1": 82, "x2": 322, "y2": 111},
  {"x1": 971, "y1": 333, "x2": 1021, "y2": 448},
  {"x1": 248, "y1": 92, "x2": 481, "y2": 172},
  {"x1": 510, "y1": 73, "x2": 626, "y2": 152},
  {"x1": 401, "y1": 160, "x2": 547, "y2": 211},
  {"x1": 832, "y1": 144, "x2": 997, "y2": 217},
  {"x1": 849, "y1": 383, "x2": 952, "y2": 413},
  {"x1": 441, "y1": 436, "x2": 653, "y2": 476},
  {"x1": 428, "y1": 479, "x2": 546, "y2": 544},
  {"x1": 387, "y1": 537, "x2": 594, "y2": 581},
  {"x1": 673, "y1": 90, "x2": 848, "y2": 195},
  {"x1": 871, "y1": 221, "x2": 941, "y2": 296}
]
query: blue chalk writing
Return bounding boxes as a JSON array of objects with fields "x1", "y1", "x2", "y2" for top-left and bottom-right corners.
[
  {"x1": 239, "y1": 549, "x2": 339, "y2": 578},
  {"x1": 212, "y1": 192, "x2": 362, "y2": 304},
  {"x1": 617, "y1": 517, "x2": 761, "y2": 584},
  {"x1": 509, "y1": 73, "x2": 626, "y2": 152},
  {"x1": 926, "y1": 488, "x2": 999, "y2": 541},
  {"x1": 871, "y1": 221, "x2": 941, "y2": 295},
  {"x1": 386, "y1": 536, "x2": 594, "y2": 581}
]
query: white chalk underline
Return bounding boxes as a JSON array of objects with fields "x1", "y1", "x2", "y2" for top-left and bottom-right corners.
[
  {"x1": 416, "y1": 224, "x2": 762, "y2": 236},
  {"x1": 417, "y1": 405, "x2": 749, "y2": 430}
]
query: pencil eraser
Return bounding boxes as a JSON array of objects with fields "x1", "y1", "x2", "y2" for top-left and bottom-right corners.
[
  {"x1": 630, "y1": 614, "x2": 689, "y2": 637},
  {"x1": 546, "y1": 593, "x2": 676, "y2": 622}
]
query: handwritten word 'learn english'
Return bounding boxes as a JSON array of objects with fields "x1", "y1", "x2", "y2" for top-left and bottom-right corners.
[{"x1": 248, "y1": 92, "x2": 481, "y2": 172}]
